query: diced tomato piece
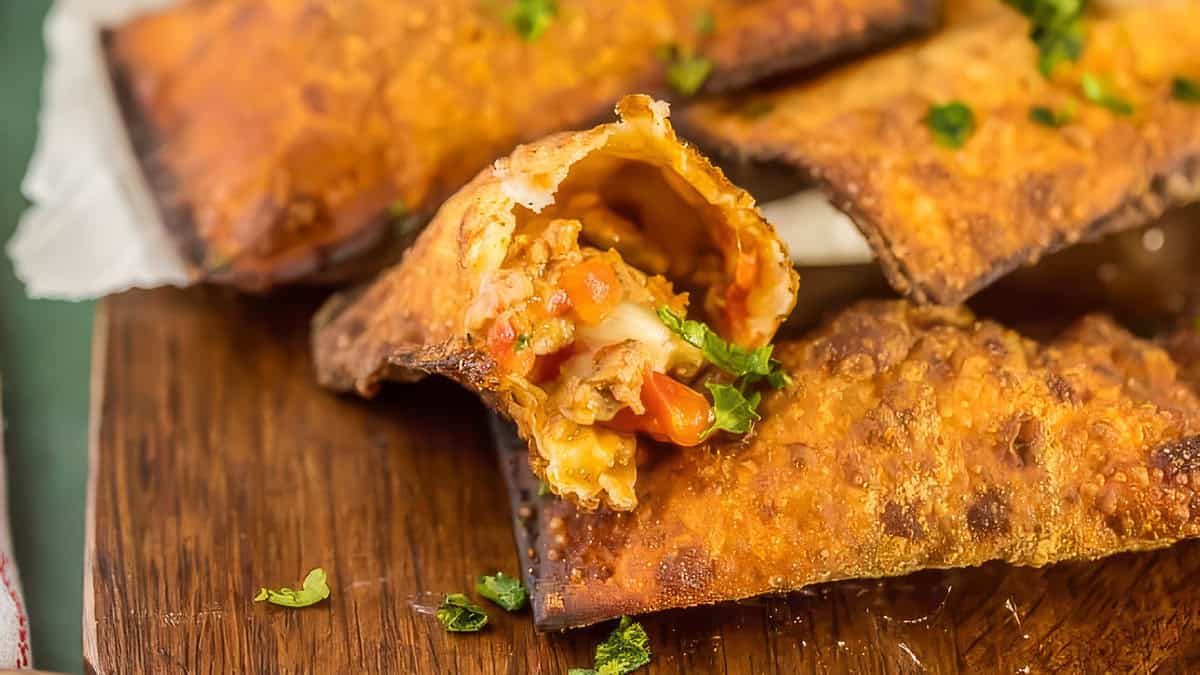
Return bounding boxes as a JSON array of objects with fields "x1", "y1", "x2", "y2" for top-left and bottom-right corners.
[
  {"x1": 606, "y1": 407, "x2": 654, "y2": 433},
  {"x1": 725, "y1": 248, "x2": 758, "y2": 330},
  {"x1": 559, "y1": 257, "x2": 621, "y2": 325},
  {"x1": 606, "y1": 372, "x2": 712, "y2": 446},
  {"x1": 528, "y1": 344, "x2": 576, "y2": 384},
  {"x1": 734, "y1": 248, "x2": 759, "y2": 288},
  {"x1": 486, "y1": 316, "x2": 535, "y2": 375}
]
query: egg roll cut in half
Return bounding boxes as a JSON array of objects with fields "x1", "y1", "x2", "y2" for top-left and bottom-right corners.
[
  {"x1": 108, "y1": 0, "x2": 935, "y2": 289},
  {"x1": 313, "y1": 96, "x2": 798, "y2": 511},
  {"x1": 506, "y1": 300, "x2": 1200, "y2": 629},
  {"x1": 684, "y1": 0, "x2": 1200, "y2": 305}
]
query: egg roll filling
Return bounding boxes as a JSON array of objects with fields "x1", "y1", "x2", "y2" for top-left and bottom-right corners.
[
  {"x1": 309, "y1": 95, "x2": 797, "y2": 513},
  {"x1": 467, "y1": 160, "x2": 766, "y2": 510}
]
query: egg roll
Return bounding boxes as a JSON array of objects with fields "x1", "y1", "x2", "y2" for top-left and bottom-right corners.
[
  {"x1": 684, "y1": 0, "x2": 1200, "y2": 304},
  {"x1": 107, "y1": 0, "x2": 935, "y2": 289},
  {"x1": 1163, "y1": 323, "x2": 1200, "y2": 393},
  {"x1": 313, "y1": 95, "x2": 798, "y2": 511},
  {"x1": 501, "y1": 300, "x2": 1200, "y2": 629}
]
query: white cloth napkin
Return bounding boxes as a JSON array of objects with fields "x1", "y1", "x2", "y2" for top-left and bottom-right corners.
[
  {"x1": 0, "y1": 389, "x2": 32, "y2": 669},
  {"x1": 8, "y1": 0, "x2": 188, "y2": 301}
]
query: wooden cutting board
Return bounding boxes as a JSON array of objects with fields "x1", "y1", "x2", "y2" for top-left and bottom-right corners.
[{"x1": 82, "y1": 286, "x2": 1200, "y2": 674}]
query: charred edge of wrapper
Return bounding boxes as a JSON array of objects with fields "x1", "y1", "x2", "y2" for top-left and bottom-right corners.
[
  {"x1": 683, "y1": 121, "x2": 1200, "y2": 306},
  {"x1": 491, "y1": 413, "x2": 555, "y2": 629},
  {"x1": 893, "y1": 153, "x2": 1200, "y2": 305},
  {"x1": 102, "y1": 33, "x2": 403, "y2": 291},
  {"x1": 703, "y1": 0, "x2": 940, "y2": 95}
]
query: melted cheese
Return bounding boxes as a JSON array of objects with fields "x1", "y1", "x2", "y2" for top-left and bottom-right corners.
[
  {"x1": 533, "y1": 302, "x2": 705, "y2": 510},
  {"x1": 566, "y1": 301, "x2": 702, "y2": 376},
  {"x1": 535, "y1": 419, "x2": 638, "y2": 510}
]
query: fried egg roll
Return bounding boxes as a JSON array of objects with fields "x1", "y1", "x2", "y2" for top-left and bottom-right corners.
[
  {"x1": 107, "y1": 0, "x2": 935, "y2": 289},
  {"x1": 313, "y1": 96, "x2": 798, "y2": 511},
  {"x1": 684, "y1": 0, "x2": 1200, "y2": 305},
  {"x1": 504, "y1": 300, "x2": 1200, "y2": 629}
]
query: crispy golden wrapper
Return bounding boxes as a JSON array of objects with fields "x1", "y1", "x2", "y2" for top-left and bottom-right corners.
[
  {"x1": 684, "y1": 0, "x2": 1200, "y2": 304},
  {"x1": 107, "y1": 0, "x2": 934, "y2": 289},
  {"x1": 500, "y1": 300, "x2": 1200, "y2": 629},
  {"x1": 313, "y1": 95, "x2": 798, "y2": 511}
]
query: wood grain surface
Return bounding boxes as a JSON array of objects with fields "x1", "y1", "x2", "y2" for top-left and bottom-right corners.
[{"x1": 84, "y1": 283, "x2": 1200, "y2": 674}]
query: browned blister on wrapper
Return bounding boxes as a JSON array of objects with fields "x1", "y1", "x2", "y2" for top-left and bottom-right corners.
[
  {"x1": 107, "y1": 0, "x2": 934, "y2": 289},
  {"x1": 313, "y1": 95, "x2": 798, "y2": 512},
  {"x1": 507, "y1": 300, "x2": 1200, "y2": 629},
  {"x1": 685, "y1": 0, "x2": 1200, "y2": 304}
]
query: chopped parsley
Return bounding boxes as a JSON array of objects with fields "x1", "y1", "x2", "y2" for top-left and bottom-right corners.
[
  {"x1": 476, "y1": 572, "x2": 527, "y2": 611},
  {"x1": 388, "y1": 199, "x2": 409, "y2": 219},
  {"x1": 705, "y1": 383, "x2": 762, "y2": 436},
  {"x1": 571, "y1": 616, "x2": 652, "y2": 674},
  {"x1": 657, "y1": 307, "x2": 790, "y2": 438},
  {"x1": 436, "y1": 593, "x2": 489, "y2": 632},
  {"x1": 1003, "y1": 0, "x2": 1085, "y2": 77},
  {"x1": 926, "y1": 101, "x2": 975, "y2": 149},
  {"x1": 738, "y1": 100, "x2": 775, "y2": 120},
  {"x1": 515, "y1": 333, "x2": 530, "y2": 351},
  {"x1": 656, "y1": 307, "x2": 787, "y2": 384},
  {"x1": 254, "y1": 567, "x2": 330, "y2": 608},
  {"x1": 666, "y1": 54, "x2": 713, "y2": 97},
  {"x1": 1173, "y1": 77, "x2": 1200, "y2": 103},
  {"x1": 205, "y1": 253, "x2": 233, "y2": 273},
  {"x1": 506, "y1": 0, "x2": 556, "y2": 42},
  {"x1": 1029, "y1": 105, "x2": 1072, "y2": 127},
  {"x1": 1081, "y1": 72, "x2": 1133, "y2": 115},
  {"x1": 695, "y1": 9, "x2": 716, "y2": 37},
  {"x1": 1032, "y1": 20, "x2": 1083, "y2": 77},
  {"x1": 537, "y1": 480, "x2": 551, "y2": 496},
  {"x1": 765, "y1": 369, "x2": 790, "y2": 390}
]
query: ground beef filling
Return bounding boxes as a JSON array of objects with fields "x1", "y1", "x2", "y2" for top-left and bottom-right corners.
[{"x1": 467, "y1": 209, "x2": 721, "y2": 509}]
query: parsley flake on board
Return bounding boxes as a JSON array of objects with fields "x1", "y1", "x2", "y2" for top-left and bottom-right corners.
[
  {"x1": 476, "y1": 572, "x2": 527, "y2": 611},
  {"x1": 1003, "y1": 0, "x2": 1085, "y2": 77},
  {"x1": 254, "y1": 567, "x2": 331, "y2": 608},
  {"x1": 572, "y1": 616, "x2": 652, "y2": 675},
  {"x1": 926, "y1": 101, "x2": 975, "y2": 149},
  {"x1": 1173, "y1": 77, "x2": 1200, "y2": 103},
  {"x1": 1081, "y1": 72, "x2": 1133, "y2": 115},
  {"x1": 695, "y1": 9, "x2": 716, "y2": 37},
  {"x1": 1029, "y1": 105, "x2": 1072, "y2": 127},
  {"x1": 506, "y1": 0, "x2": 556, "y2": 42},
  {"x1": 436, "y1": 593, "x2": 489, "y2": 632}
]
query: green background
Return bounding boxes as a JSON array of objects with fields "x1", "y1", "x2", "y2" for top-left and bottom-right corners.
[{"x1": 1, "y1": 1, "x2": 89, "y2": 672}]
